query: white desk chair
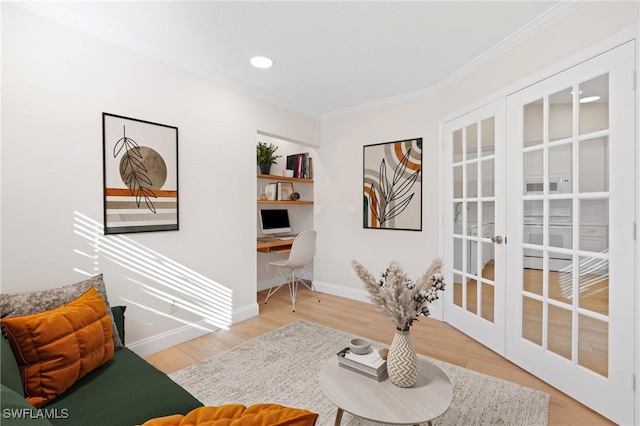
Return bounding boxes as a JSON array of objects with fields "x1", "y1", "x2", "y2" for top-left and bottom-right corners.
[{"x1": 264, "y1": 230, "x2": 320, "y2": 312}]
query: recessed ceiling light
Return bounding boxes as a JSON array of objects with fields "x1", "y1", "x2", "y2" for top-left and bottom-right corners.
[
  {"x1": 251, "y1": 56, "x2": 273, "y2": 69},
  {"x1": 580, "y1": 96, "x2": 600, "y2": 103}
]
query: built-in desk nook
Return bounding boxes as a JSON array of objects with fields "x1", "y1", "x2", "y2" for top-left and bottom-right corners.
[
  {"x1": 256, "y1": 236, "x2": 296, "y2": 253},
  {"x1": 256, "y1": 138, "x2": 316, "y2": 293}
]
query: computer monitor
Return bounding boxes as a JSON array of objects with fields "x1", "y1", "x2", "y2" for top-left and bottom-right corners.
[{"x1": 259, "y1": 209, "x2": 292, "y2": 235}]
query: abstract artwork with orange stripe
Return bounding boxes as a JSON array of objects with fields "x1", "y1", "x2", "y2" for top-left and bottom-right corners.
[
  {"x1": 363, "y1": 138, "x2": 422, "y2": 231},
  {"x1": 102, "y1": 113, "x2": 179, "y2": 234}
]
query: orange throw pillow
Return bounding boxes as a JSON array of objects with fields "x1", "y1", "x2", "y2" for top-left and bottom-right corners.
[
  {"x1": 140, "y1": 404, "x2": 319, "y2": 426},
  {"x1": 1, "y1": 287, "x2": 114, "y2": 407}
]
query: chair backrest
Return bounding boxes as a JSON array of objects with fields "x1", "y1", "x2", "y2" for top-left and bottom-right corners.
[{"x1": 285, "y1": 230, "x2": 316, "y2": 269}]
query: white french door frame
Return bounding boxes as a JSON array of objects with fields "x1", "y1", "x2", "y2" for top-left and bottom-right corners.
[
  {"x1": 442, "y1": 100, "x2": 506, "y2": 355},
  {"x1": 438, "y1": 28, "x2": 639, "y2": 424},
  {"x1": 504, "y1": 41, "x2": 636, "y2": 425}
]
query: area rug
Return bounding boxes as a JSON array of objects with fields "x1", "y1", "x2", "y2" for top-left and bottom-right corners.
[{"x1": 169, "y1": 320, "x2": 549, "y2": 425}]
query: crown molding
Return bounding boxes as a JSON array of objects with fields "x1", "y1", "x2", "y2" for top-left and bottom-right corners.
[
  {"x1": 321, "y1": 0, "x2": 587, "y2": 121},
  {"x1": 320, "y1": 86, "x2": 439, "y2": 121},
  {"x1": 9, "y1": 1, "x2": 320, "y2": 120},
  {"x1": 432, "y1": 0, "x2": 586, "y2": 95},
  {"x1": 10, "y1": 1, "x2": 587, "y2": 122}
]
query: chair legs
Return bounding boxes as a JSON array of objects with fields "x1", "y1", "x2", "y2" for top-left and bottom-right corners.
[
  {"x1": 264, "y1": 266, "x2": 320, "y2": 312},
  {"x1": 298, "y1": 267, "x2": 321, "y2": 304}
]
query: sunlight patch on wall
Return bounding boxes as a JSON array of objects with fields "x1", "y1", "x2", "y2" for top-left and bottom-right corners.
[{"x1": 73, "y1": 211, "x2": 233, "y2": 330}]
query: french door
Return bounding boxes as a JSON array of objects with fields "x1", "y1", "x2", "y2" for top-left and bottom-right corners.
[
  {"x1": 444, "y1": 41, "x2": 636, "y2": 424},
  {"x1": 443, "y1": 100, "x2": 506, "y2": 354},
  {"x1": 505, "y1": 42, "x2": 635, "y2": 424}
]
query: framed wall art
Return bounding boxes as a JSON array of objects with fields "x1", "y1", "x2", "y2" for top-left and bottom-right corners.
[
  {"x1": 362, "y1": 138, "x2": 422, "y2": 231},
  {"x1": 102, "y1": 113, "x2": 179, "y2": 234}
]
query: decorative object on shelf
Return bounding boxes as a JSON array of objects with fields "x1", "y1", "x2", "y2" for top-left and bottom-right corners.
[
  {"x1": 277, "y1": 182, "x2": 294, "y2": 201},
  {"x1": 351, "y1": 258, "x2": 445, "y2": 387},
  {"x1": 257, "y1": 142, "x2": 281, "y2": 175},
  {"x1": 264, "y1": 183, "x2": 277, "y2": 201},
  {"x1": 102, "y1": 113, "x2": 179, "y2": 234},
  {"x1": 363, "y1": 138, "x2": 422, "y2": 231},
  {"x1": 291, "y1": 192, "x2": 300, "y2": 201}
]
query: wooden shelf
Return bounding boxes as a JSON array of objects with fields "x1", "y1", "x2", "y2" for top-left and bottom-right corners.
[
  {"x1": 257, "y1": 200, "x2": 313, "y2": 205},
  {"x1": 257, "y1": 174, "x2": 313, "y2": 183}
]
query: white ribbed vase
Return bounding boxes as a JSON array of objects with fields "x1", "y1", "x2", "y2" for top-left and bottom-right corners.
[{"x1": 387, "y1": 330, "x2": 418, "y2": 388}]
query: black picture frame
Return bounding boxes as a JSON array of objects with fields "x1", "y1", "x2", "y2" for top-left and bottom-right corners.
[
  {"x1": 362, "y1": 138, "x2": 422, "y2": 231},
  {"x1": 102, "y1": 113, "x2": 179, "y2": 234}
]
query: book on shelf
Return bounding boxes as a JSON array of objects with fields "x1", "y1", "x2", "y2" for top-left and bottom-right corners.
[
  {"x1": 264, "y1": 183, "x2": 277, "y2": 200},
  {"x1": 336, "y1": 347, "x2": 387, "y2": 379},
  {"x1": 286, "y1": 153, "x2": 312, "y2": 179}
]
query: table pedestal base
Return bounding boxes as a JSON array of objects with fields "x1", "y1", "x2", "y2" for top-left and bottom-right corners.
[{"x1": 332, "y1": 408, "x2": 430, "y2": 426}]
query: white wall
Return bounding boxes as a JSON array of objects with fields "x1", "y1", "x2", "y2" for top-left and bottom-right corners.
[
  {"x1": 315, "y1": 98, "x2": 441, "y2": 303},
  {"x1": 0, "y1": 4, "x2": 320, "y2": 356},
  {"x1": 314, "y1": 1, "x2": 639, "y2": 316}
]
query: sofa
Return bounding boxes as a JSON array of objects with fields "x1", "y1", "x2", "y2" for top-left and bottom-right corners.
[
  {"x1": 0, "y1": 275, "x2": 319, "y2": 426},
  {"x1": 0, "y1": 275, "x2": 203, "y2": 426}
]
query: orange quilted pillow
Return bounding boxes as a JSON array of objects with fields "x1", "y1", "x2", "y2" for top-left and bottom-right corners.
[
  {"x1": 1, "y1": 287, "x2": 114, "y2": 407},
  {"x1": 140, "y1": 404, "x2": 319, "y2": 426},
  {"x1": 238, "y1": 404, "x2": 319, "y2": 426}
]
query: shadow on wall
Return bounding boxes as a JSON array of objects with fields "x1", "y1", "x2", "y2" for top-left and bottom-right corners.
[{"x1": 72, "y1": 211, "x2": 233, "y2": 331}]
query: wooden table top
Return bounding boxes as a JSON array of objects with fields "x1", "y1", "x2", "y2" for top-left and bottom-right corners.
[
  {"x1": 319, "y1": 356, "x2": 453, "y2": 425},
  {"x1": 256, "y1": 237, "x2": 295, "y2": 253}
]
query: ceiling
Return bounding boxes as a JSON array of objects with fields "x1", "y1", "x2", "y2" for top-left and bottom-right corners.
[{"x1": 17, "y1": 1, "x2": 579, "y2": 119}]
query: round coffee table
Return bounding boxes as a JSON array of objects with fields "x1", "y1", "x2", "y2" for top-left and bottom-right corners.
[{"x1": 319, "y1": 356, "x2": 453, "y2": 426}]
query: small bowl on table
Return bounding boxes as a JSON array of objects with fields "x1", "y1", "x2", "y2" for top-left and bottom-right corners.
[{"x1": 349, "y1": 338, "x2": 371, "y2": 355}]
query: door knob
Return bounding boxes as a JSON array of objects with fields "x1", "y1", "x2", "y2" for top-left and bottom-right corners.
[{"x1": 491, "y1": 235, "x2": 504, "y2": 244}]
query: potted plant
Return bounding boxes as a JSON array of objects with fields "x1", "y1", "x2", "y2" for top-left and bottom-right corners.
[{"x1": 257, "y1": 141, "x2": 281, "y2": 175}]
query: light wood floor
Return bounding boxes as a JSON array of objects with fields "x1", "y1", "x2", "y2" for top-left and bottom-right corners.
[{"x1": 145, "y1": 288, "x2": 614, "y2": 426}]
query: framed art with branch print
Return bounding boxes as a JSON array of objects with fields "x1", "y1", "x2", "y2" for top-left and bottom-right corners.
[
  {"x1": 363, "y1": 138, "x2": 422, "y2": 231},
  {"x1": 102, "y1": 113, "x2": 179, "y2": 234}
]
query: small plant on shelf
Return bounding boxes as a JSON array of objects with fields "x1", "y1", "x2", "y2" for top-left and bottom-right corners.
[{"x1": 257, "y1": 142, "x2": 281, "y2": 175}]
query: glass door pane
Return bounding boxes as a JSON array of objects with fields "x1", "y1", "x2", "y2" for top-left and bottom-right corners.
[
  {"x1": 579, "y1": 74, "x2": 609, "y2": 135},
  {"x1": 520, "y1": 77, "x2": 611, "y2": 378},
  {"x1": 444, "y1": 99, "x2": 505, "y2": 358},
  {"x1": 450, "y1": 115, "x2": 497, "y2": 324}
]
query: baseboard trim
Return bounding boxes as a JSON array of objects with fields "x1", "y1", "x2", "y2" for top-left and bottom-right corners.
[
  {"x1": 128, "y1": 302, "x2": 259, "y2": 357},
  {"x1": 313, "y1": 280, "x2": 444, "y2": 321},
  {"x1": 313, "y1": 280, "x2": 371, "y2": 303},
  {"x1": 233, "y1": 302, "x2": 260, "y2": 324}
]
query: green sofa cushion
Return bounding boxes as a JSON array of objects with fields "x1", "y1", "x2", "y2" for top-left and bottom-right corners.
[
  {"x1": 1, "y1": 336, "x2": 23, "y2": 395},
  {"x1": 111, "y1": 306, "x2": 126, "y2": 345},
  {"x1": 0, "y1": 385, "x2": 53, "y2": 426},
  {"x1": 45, "y1": 348, "x2": 202, "y2": 426}
]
